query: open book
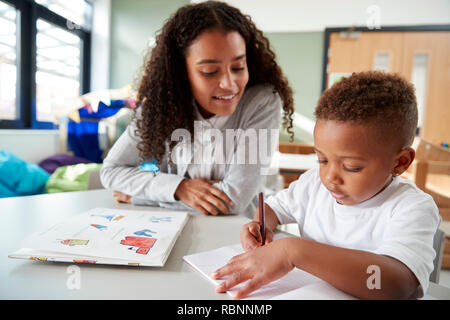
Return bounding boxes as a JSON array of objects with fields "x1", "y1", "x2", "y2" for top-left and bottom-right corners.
[
  {"x1": 9, "y1": 208, "x2": 189, "y2": 267},
  {"x1": 183, "y1": 234, "x2": 357, "y2": 300}
]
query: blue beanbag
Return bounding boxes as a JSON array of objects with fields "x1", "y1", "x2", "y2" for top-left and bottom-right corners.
[{"x1": 0, "y1": 150, "x2": 50, "y2": 198}]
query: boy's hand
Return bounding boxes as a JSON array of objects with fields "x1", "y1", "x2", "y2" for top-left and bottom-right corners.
[
  {"x1": 240, "y1": 221, "x2": 274, "y2": 251},
  {"x1": 212, "y1": 239, "x2": 294, "y2": 300}
]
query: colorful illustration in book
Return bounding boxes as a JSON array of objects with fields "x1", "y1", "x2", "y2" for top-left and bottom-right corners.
[
  {"x1": 73, "y1": 260, "x2": 97, "y2": 264},
  {"x1": 91, "y1": 214, "x2": 114, "y2": 221},
  {"x1": 29, "y1": 256, "x2": 47, "y2": 261},
  {"x1": 91, "y1": 214, "x2": 125, "y2": 222},
  {"x1": 149, "y1": 216, "x2": 172, "y2": 223},
  {"x1": 91, "y1": 224, "x2": 107, "y2": 231},
  {"x1": 60, "y1": 239, "x2": 89, "y2": 246},
  {"x1": 120, "y1": 236, "x2": 156, "y2": 255},
  {"x1": 134, "y1": 229, "x2": 156, "y2": 237}
]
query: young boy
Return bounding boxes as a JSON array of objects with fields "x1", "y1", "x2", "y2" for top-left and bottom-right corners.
[{"x1": 212, "y1": 71, "x2": 440, "y2": 300}]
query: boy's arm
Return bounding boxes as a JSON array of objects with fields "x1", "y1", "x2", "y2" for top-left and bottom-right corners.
[
  {"x1": 284, "y1": 237, "x2": 419, "y2": 300},
  {"x1": 214, "y1": 237, "x2": 419, "y2": 300}
]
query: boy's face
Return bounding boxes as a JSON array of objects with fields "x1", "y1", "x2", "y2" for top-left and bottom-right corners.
[{"x1": 313, "y1": 119, "x2": 400, "y2": 206}]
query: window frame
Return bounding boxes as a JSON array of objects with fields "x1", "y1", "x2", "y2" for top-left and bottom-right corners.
[{"x1": 0, "y1": 0, "x2": 91, "y2": 129}]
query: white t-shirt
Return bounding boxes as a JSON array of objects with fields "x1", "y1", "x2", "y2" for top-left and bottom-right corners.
[{"x1": 266, "y1": 168, "x2": 440, "y2": 298}]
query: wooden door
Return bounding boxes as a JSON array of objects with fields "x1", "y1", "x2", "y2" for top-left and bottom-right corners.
[
  {"x1": 327, "y1": 31, "x2": 450, "y2": 143},
  {"x1": 401, "y1": 32, "x2": 450, "y2": 144}
]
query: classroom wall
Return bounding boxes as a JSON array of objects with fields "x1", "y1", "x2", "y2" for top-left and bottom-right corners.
[
  {"x1": 0, "y1": 130, "x2": 59, "y2": 163},
  {"x1": 108, "y1": 0, "x2": 450, "y2": 143},
  {"x1": 109, "y1": 0, "x2": 190, "y2": 89},
  {"x1": 199, "y1": 0, "x2": 450, "y2": 32},
  {"x1": 108, "y1": 1, "x2": 323, "y2": 142},
  {"x1": 266, "y1": 32, "x2": 323, "y2": 143},
  {"x1": 91, "y1": 0, "x2": 111, "y2": 92}
]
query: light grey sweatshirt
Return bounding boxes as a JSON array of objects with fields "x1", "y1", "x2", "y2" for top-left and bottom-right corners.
[{"x1": 100, "y1": 84, "x2": 281, "y2": 218}]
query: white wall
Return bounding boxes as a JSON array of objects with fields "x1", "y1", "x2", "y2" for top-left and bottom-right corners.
[
  {"x1": 0, "y1": 130, "x2": 60, "y2": 163},
  {"x1": 193, "y1": 0, "x2": 450, "y2": 32},
  {"x1": 90, "y1": 0, "x2": 111, "y2": 91}
]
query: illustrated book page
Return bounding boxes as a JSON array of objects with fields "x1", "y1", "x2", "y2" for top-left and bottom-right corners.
[{"x1": 9, "y1": 208, "x2": 189, "y2": 267}]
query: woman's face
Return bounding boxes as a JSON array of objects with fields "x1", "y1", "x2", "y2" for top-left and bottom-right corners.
[{"x1": 185, "y1": 29, "x2": 249, "y2": 118}]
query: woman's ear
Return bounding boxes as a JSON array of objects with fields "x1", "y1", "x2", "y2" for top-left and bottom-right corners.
[{"x1": 392, "y1": 147, "x2": 415, "y2": 177}]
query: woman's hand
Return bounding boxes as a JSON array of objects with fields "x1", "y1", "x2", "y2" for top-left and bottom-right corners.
[
  {"x1": 113, "y1": 191, "x2": 132, "y2": 203},
  {"x1": 175, "y1": 178, "x2": 234, "y2": 215},
  {"x1": 212, "y1": 239, "x2": 294, "y2": 299},
  {"x1": 240, "y1": 221, "x2": 274, "y2": 252}
]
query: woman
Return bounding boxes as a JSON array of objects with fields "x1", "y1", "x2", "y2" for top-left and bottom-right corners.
[{"x1": 100, "y1": 1, "x2": 294, "y2": 217}]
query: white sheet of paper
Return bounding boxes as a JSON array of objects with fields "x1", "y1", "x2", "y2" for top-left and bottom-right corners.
[{"x1": 183, "y1": 234, "x2": 356, "y2": 300}]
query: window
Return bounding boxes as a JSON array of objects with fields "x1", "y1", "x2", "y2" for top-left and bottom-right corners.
[
  {"x1": 0, "y1": 1, "x2": 18, "y2": 121},
  {"x1": 373, "y1": 52, "x2": 390, "y2": 72},
  {"x1": 35, "y1": 0, "x2": 92, "y2": 28},
  {"x1": 36, "y1": 19, "x2": 81, "y2": 122},
  {"x1": 0, "y1": 0, "x2": 91, "y2": 129}
]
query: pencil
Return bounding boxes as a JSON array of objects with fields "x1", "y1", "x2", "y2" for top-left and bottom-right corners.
[{"x1": 258, "y1": 192, "x2": 266, "y2": 245}]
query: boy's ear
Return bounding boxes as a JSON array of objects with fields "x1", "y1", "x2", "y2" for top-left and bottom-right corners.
[{"x1": 392, "y1": 147, "x2": 415, "y2": 176}]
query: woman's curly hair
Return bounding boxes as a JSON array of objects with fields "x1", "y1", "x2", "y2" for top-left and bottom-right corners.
[
  {"x1": 315, "y1": 71, "x2": 418, "y2": 149},
  {"x1": 135, "y1": 0, "x2": 294, "y2": 162}
]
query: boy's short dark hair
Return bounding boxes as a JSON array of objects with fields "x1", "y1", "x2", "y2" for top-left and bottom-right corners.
[{"x1": 314, "y1": 71, "x2": 418, "y2": 150}]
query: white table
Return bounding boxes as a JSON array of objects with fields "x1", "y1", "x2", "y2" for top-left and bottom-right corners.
[
  {"x1": 1, "y1": 189, "x2": 248, "y2": 299},
  {"x1": 1, "y1": 189, "x2": 449, "y2": 300}
]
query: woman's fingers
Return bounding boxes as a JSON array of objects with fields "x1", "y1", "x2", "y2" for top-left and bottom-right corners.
[
  {"x1": 175, "y1": 178, "x2": 234, "y2": 215},
  {"x1": 196, "y1": 181, "x2": 233, "y2": 215},
  {"x1": 193, "y1": 204, "x2": 210, "y2": 216},
  {"x1": 199, "y1": 200, "x2": 220, "y2": 216},
  {"x1": 204, "y1": 193, "x2": 229, "y2": 215},
  {"x1": 113, "y1": 191, "x2": 131, "y2": 203},
  {"x1": 207, "y1": 185, "x2": 234, "y2": 207}
]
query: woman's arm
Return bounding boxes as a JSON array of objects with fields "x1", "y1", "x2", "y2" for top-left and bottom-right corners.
[
  {"x1": 101, "y1": 119, "x2": 234, "y2": 214},
  {"x1": 100, "y1": 121, "x2": 185, "y2": 203},
  {"x1": 102, "y1": 85, "x2": 281, "y2": 216}
]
